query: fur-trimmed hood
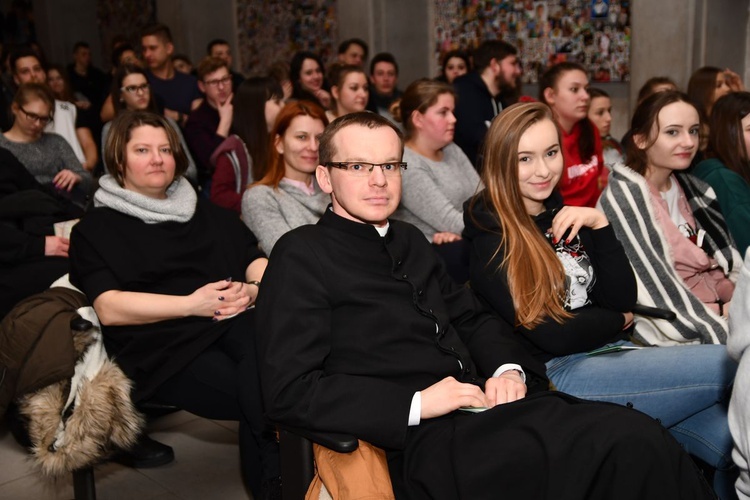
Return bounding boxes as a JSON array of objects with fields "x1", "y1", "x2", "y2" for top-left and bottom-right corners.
[{"x1": 3, "y1": 278, "x2": 143, "y2": 476}]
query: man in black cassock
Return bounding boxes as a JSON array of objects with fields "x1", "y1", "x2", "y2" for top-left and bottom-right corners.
[{"x1": 255, "y1": 112, "x2": 713, "y2": 499}]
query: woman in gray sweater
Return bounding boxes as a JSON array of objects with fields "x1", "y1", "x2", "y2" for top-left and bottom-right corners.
[
  {"x1": 392, "y1": 78, "x2": 481, "y2": 282},
  {"x1": 242, "y1": 100, "x2": 329, "y2": 254},
  {"x1": 0, "y1": 83, "x2": 92, "y2": 198}
]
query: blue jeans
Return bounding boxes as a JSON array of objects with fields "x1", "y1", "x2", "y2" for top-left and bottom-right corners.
[{"x1": 547, "y1": 342, "x2": 737, "y2": 499}]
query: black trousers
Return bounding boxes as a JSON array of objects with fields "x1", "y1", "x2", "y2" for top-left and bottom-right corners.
[{"x1": 150, "y1": 310, "x2": 279, "y2": 496}]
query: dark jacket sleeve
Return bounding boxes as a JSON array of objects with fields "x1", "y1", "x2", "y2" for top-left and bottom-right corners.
[
  {"x1": 581, "y1": 224, "x2": 637, "y2": 312},
  {"x1": 184, "y1": 111, "x2": 225, "y2": 177},
  {"x1": 519, "y1": 309, "x2": 628, "y2": 356},
  {"x1": 466, "y1": 209, "x2": 634, "y2": 357},
  {"x1": 453, "y1": 76, "x2": 490, "y2": 168},
  {"x1": 0, "y1": 223, "x2": 45, "y2": 262},
  {"x1": 255, "y1": 233, "x2": 415, "y2": 450},
  {"x1": 0, "y1": 165, "x2": 65, "y2": 262},
  {"x1": 436, "y1": 256, "x2": 548, "y2": 389}
]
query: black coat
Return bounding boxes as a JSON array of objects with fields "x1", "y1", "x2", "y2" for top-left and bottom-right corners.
[{"x1": 257, "y1": 208, "x2": 548, "y2": 450}]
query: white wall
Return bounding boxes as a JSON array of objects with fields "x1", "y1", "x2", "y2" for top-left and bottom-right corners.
[
  {"x1": 155, "y1": 0, "x2": 240, "y2": 72},
  {"x1": 627, "y1": 0, "x2": 749, "y2": 127},
  {"x1": 338, "y1": 0, "x2": 432, "y2": 87}
]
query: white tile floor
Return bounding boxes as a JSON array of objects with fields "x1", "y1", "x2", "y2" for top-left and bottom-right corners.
[{"x1": 0, "y1": 411, "x2": 253, "y2": 499}]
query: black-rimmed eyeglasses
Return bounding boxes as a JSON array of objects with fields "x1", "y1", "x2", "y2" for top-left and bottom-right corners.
[
  {"x1": 120, "y1": 83, "x2": 150, "y2": 94},
  {"x1": 204, "y1": 75, "x2": 232, "y2": 87},
  {"x1": 19, "y1": 106, "x2": 52, "y2": 125},
  {"x1": 324, "y1": 161, "x2": 407, "y2": 177}
]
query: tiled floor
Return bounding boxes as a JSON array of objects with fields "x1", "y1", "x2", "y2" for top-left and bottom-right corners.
[{"x1": 0, "y1": 411, "x2": 253, "y2": 499}]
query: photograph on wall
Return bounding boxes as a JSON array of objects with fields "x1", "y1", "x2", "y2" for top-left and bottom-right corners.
[
  {"x1": 434, "y1": 0, "x2": 630, "y2": 83},
  {"x1": 236, "y1": 0, "x2": 338, "y2": 78}
]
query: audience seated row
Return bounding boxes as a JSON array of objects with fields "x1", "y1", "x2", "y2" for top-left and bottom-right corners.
[{"x1": 5, "y1": 24, "x2": 750, "y2": 499}]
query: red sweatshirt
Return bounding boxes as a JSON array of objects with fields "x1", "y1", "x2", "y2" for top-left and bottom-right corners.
[{"x1": 559, "y1": 120, "x2": 605, "y2": 207}]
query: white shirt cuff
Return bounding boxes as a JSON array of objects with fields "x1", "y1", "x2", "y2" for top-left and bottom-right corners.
[
  {"x1": 492, "y1": 363, "x2": 526, "y2": 382},
  {"x1": 408, "y1": 392, "x2": 421, "y2": 426}
]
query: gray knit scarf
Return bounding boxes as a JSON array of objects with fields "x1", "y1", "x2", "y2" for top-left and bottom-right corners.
[{"x1": 94, "y1": 175, "x2": 197, "y2": 224}]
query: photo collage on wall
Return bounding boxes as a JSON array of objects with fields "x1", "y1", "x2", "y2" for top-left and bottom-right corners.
[
  {"x1": 434, "y1": 0, "x2": 631, "y2": 83},
  {"x1": 236, "y1": 0, "x2": 338, "y2": 78}
]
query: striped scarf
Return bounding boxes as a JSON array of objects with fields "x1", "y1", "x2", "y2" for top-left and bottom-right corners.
[{"x1": 598, "y1": 164, "x2": 741, "y2": 345}]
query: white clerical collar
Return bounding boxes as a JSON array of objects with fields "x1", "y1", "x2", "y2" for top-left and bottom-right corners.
[{"x1": 375, "y1": 222, "x2": 390, "y2": 237}]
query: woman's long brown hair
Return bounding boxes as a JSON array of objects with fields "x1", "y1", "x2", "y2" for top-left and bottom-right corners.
[{"x1": 471, "y1": 102, "x2": 572, "y2": 329}]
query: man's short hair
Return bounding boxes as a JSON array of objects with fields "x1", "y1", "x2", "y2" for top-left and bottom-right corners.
[
  {"x1": 206, "y1": 38, "x2": 229, "y2": 55},
  {"x1": 10, "y1": 47, "x2": 43, "y2": 74},
  {"x1": 472, "y1": 40, "x2": 517, "y2": 72},
  {"x1": 196, "y1": 56, "x2": 229, "y2": 81},
  {"x1": 319, "y1": 111, "x2": 404, "y2": 165},
  {"x1": 141, "y1": 23, "x2": 173, "y2": 44},
  {"x1": 338, "y1": 38, "x2": 369, "y2": 59},
  {"x1": 369, "y1": 52, "x2": 398, "y2": 76},
  {"x1": 73, "y1": 41, "x2": 90, "y2": 53}
]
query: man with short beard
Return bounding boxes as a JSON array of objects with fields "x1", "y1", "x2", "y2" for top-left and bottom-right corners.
[{"x1": 453, "y1": 40, "x2": 522, "y2": 169}]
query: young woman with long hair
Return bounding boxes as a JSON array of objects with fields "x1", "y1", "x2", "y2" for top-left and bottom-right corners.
[
  {"x1": 599, "y1": 90, "x2": 740, "y2": 346},
  {"x1": 691, "y1": 91, "x2": 750, "y2": 253},
  {"x1": 688, "y1": 66, "x2": 744, "y2": 154},
  {"x1": 463, "y1": 101, "x2": 738, "y2": 499},
  {"x1": 688, "y1": 66, "x2": 743, "y2": 122},
  {"x1": 210, "y1": 77, "x2": 284, "y2": 213},
  {"x1": 241, "y1": 100, "x2": 329, "y2": 253},
  {"x1": 325, "y1": 64, "x2": 368, "y2": 122},
  {"x1": 539, "y1": 61, "x2": 605, "y2": 207},
  {"x1": 289, "y1": 51, "x2": 331, "y2": 109}
]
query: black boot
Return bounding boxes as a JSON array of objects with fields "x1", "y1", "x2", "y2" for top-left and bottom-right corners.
[{"x1": 111, "y1": 434, "x2": 175, "y2": 468}]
